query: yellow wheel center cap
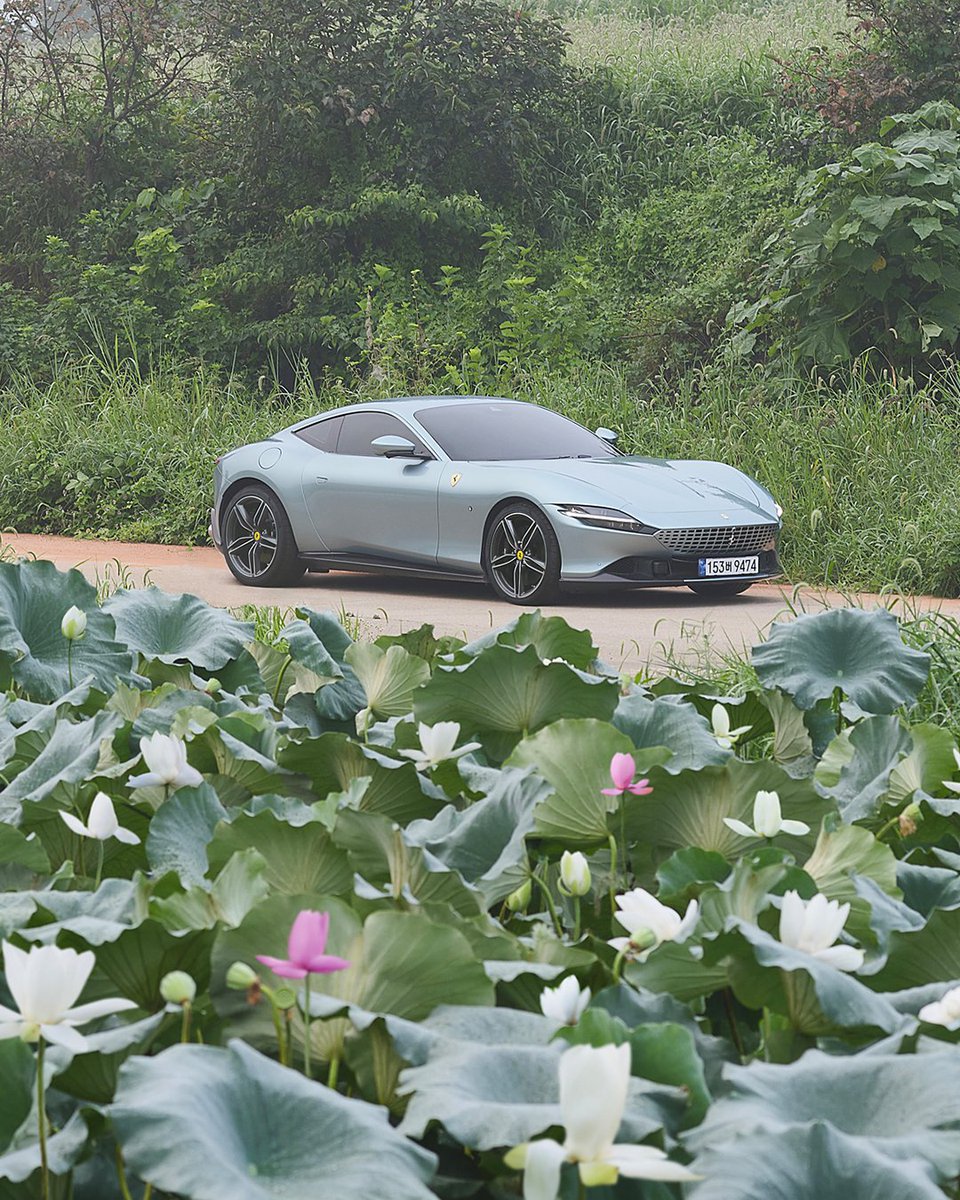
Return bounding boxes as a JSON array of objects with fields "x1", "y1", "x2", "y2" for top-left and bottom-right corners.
[
  {"x1": 254, "y1": 532, "x2": 261, "y2": 541},
  {"x1": 516, "y1": 549, "x2": 524, "y2": 560}
]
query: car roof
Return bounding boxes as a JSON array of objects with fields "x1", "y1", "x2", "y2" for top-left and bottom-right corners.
[{"x1": 285, "y1": 395, "x2": 527, "y2": 433}]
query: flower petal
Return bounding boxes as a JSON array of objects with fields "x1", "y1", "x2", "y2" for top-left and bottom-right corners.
[
  {"x1": 778, "y1": 890, "x2": 806, "y2": 951},
  {"x1": 303, "y1": 954, "x2": 351, "y2": 975},
  {"x1": 779, "y1": 819, "x2": 811, "y2": 836},
  {"x1": 40, "y1": 1023, "x2": 90, "y2": 1053},
  {"x1": 560, "y1": 1043, "x2": 629, "y2": 1162},
  {"x1": 722, "y1": 818, "x2": 757, "y2": 838},
  {"x1": 63, "y1": 997, "x2": 138, "y2": 1024},
  {"x1": 288, "y1": 910, "x2": 329, "y2": 965},
  {"x1": 256, "y1": 955, "x2": 308, "y2": 979},
  {"x1": 127, "y1": 772, "x2": 162, "y2": 790},
  {"x1": 606, "y1": 1144, "x2": 701, "y2": 1182},
  {"x1": 521, "y1": 1139, "x2": 565, "y2": 1200},
  {"x1": 113, "y1": 826, "x2": 142, "y2": 845},
  {"x1": 813, "y1": 944, "x2": 864, "y2": 972},
  {"x1": 59, "y1": 811, "x2": 89, "y2": 838}
]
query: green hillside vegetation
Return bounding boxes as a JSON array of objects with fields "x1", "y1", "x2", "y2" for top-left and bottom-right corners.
[{"x1": 1, "y1": 0, "x2": 959, "y2": 591}]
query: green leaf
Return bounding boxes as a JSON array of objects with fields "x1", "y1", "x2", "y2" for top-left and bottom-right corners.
[
  {"x1": 146, "y1": 784, "x2": 227, "y2": 887},
  {"x1": 208, "y1": 809, "x2": 353, "y2": 896},
  {"x1": 870, "y1": 905, "x2": 960, "y2": 990},
  {"x1": 457, "y1": 611, "x2": 599, "y2": 670},
  {"x1": 104, "y1": 588, "x2": 254, "y2": 669},
  {"x1": 152, "y1": 849, "x2": 270, "y2": 931},
  {"x1": 345, "y1": 642, "x2": 430, "y2": 726},
  {"x1": 623, "y1": 760, "x2": 826, "y2": 857},
  {"x1": 814, "y1": 717, "x2": 912, "y2": 821},
  {"x1": 415, "y1": 646, "x2": 619, "y2": 758},
  {"x1": 0, "y1": 561, "x2": 138, "y2": 702},
  {"x1": 687, "y1": 1123, "x2": 950, "y2": 1199},
  {"x1": 507, "y1": 719, "x2": 645, "y2": 843},
  {"x1": 656, "y1": 848, "x2": 731, "y2": 905},
  {"x1": 111, "y1": 1040, "x2": 437, "y2": 1200},
  {"x1": 613, "y1": 694, "x2": 729, "y2": 773},
  {"x1": 627, "y1": 1023, "x2": 712, "y2": 1129},
  {"x1": 752, "y1": 610, "x2": 929, "y2": 713}
]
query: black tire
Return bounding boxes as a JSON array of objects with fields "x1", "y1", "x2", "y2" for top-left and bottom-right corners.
[
  {"x1": 687, "y1": 580, "x2": 753, "y2": 597},
  {"x1": 221, "y1": 484, "x2": 306, "y2": 587},
  {"x1": 483, "y1": 501, "x2": 561, "y2": 605}
]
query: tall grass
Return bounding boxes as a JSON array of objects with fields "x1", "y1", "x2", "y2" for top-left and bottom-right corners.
[{"x1": 3, "y1": 351, "x2": 960, "y2": 595}]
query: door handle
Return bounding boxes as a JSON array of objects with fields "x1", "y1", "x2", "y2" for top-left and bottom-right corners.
[{"x1": 314, "y1": 476, "x2": 328, "y2": 484}]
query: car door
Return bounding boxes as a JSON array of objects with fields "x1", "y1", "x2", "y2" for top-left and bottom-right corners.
[{"x1": 300, "y1": 411, "x2": 443, "y2": 564}]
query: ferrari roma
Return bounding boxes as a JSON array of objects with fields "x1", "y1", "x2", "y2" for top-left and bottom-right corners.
[{"x1": 210, "y1": 396, "x2": 782, "y2": 603}]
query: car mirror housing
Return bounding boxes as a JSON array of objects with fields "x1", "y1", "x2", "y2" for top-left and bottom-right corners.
[
  {"x1": 595, "y1": 427, "x2": 618, "y2": 444},
  {"x1": 371, "y1": 435, "x2": 423, "y2": 458}
]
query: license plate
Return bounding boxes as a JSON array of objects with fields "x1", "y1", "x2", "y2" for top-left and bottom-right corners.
[{"x1": 698, "y1": 556, "x2": 759, "y2": 578}]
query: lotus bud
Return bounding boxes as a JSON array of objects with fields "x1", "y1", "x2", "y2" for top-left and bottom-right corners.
[
  {"x1": 898, "y1": 802, "x2": 923, "y2": 838},
  {"x1": 560, "y1": 851, "x2": 591, "y2": 897},
  {"x1": 160, "y1": 970, "x2": 196, "y2": 1006},
  {"x1": 204, "y1": 677, "x2": 222, "y2": 695},
  {"x1": 61, "y1": 606, "x2": 87, "y2": 641},
  {"x1": 226, "y1": 961, "x2": 259, "y2": 991},
  {"x1": 505, "y1": 879, "x2": 532, "y2": 912}
]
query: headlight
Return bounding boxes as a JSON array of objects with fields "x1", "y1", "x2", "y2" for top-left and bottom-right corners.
[
  {"x1": 775, "y1": 503, "x2": 783, "y2": 519},
  {"x1": 556, "y1": 505, "x2": 655, "y2": 534}
]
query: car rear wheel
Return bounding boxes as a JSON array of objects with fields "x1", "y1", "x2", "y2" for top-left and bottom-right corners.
[
  {"x1": 222, "y1": 484, "x2": 305, "y2": 587},
  {"x1": 483, "y1": 501, "x2": 561, "y2": 605},
  {"x1": 687, "y1": 580, "x2": 753, "y2": 597}
]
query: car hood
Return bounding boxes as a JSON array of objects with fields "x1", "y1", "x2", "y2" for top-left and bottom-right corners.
[{"x1": 486, "y1": 457, "x2": 778, "y2": 525}]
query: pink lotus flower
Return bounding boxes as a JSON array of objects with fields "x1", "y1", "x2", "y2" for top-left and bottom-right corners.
[
  {"x1": 256, "y1": 911, "x2": 350, "y2": 981},
  {"x1": 601, "y1": 753, "x2": 653, "y2": 797}
]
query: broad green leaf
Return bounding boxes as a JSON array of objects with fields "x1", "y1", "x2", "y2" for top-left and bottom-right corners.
[
  {"x1": 0, "y1": 561, "x2": 137, "y2": 702},
  {"x1": 345, "y1": 642, "x2": 430, "y2": 726},
  {"x1": 145, "y1": 784, "x2": 228, "y2": 888},
  {"x1": 93, "y1": 921, "x2": 214, "y2": 1011},
  {"x1": 656, "y1": 848, "x2": 731, "y2": 905},
  {"x1": 803, "y1": 823, "x2": 898, "y2": 902},
  {"x1": 111, "y1": 1040, "x2": 437, "y2": 1200},
  {"x1": 152, "y1": 849, "x2": 270, "y2": 931},
  {"x1": 0, "y1": 1111, "x2": 89, "y2": 1184},
  {"x1": 623, "y1": 760, "x2": 826, "y2": 857},
  {"x1": 627, "y1": 1023, "x2": 711, "y2": 1129},
  {"x1": 457, "y1": 611, "x2": 598, "y2": 670},
  {"x1": 814, "y1": 717, "x2": 912, "y2": 822},
  {"x1": 404, "y1": 766, "x2": 551, "y2": 904},
  {"x1": 870, "y1": 906, "x2": 960, "y2": 990},
  {"x1": 687, "y1": 1123, "x2": 949, "y2": 1199},
  {"x1": 54, "y1": 1013, "x2": 164, "y2": 1105},
  {"x1": 207, "y1": 809, "x2": 352, "y2": 896},
  {"x1": 687, "y1": 1049, "x2": 960, "y2": 1178},
  {"x1": 888, "y1": 723, "x2": 958, "y2": 804},
  {"x1": 0, "y1": 712, "x2": 123, "y2": 824},
  {"x1": 104, "y1": 588, "x2": 254, "y2": 669},
  {"x1": 507, "y1": 719, "x2": 643, "y2": 843},
  {"x1": 613, "y1": 694, "x2": 729, "y2": 773},
  {"x1": 752, "y1": 609, "x2": 929, "y2": 713},
  {"x1": 415, "y1": 646, "x2": 619, "y2": 757}
]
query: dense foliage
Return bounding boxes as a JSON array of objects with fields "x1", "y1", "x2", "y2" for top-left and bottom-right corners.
[{"x1": 4, "y1": 562, "x2": 960, "y2": 1197}]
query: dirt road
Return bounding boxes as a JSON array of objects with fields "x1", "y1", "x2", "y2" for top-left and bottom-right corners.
[{"x1": 5, "y1": 532, "x2": 958, "y2": 676}]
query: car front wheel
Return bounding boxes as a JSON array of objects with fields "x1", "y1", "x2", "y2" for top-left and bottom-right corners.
[
  {"x1": 483, "y1": 501, "x2": 561, "y2": 605},
  {"x1": 222, "y1": 484, "x2": 306, "y2": 587}
]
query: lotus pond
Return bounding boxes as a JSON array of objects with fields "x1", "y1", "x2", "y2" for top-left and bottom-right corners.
[{"x1": 4, "y1": 560, "x2": 960, "y2": 1199}]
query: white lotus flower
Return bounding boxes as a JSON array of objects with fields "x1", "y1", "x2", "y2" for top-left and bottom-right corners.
[
  {"x1": 723, "y1": 790, "x2": 810, "y2": 840},
  {"x1": 942, "y1": 748, "x2": 960, "y2": 794},
  {"x1": 0, "y1": 942, "x2": 136, "y2": 1051},
  {"x1": 128, "y1": 731, "x2": 202, "y2": 791},
  {"x1": 60, "y1": 792, "x2": 140, "y2": 845},
  {"x1": 60, "y1": 606, "x2": 87, "y2": 640},
  {"x1": 919, "y1": 985, "x2": 960, "y2": 1028},
  {"x1": 559, "y1": 851, "x2": 591, "y2": 897},
  {"x1": 609, "y1": 888, "x2": 699, "y2": 960},
  {"x1": 778, "y1": 890, "x2": 864, "y2": 972},
  {"x1": 711, "y1": 703, "x2": 751, "y2": 749},
  {"x1": 398, "y1": 722, "x2": 480, "y2": 770},
  {"x1": 539, "y1": 976, "x2": 591, "y2": 1025},
  {"x1": 505, "y1": 1043, "x2": 699, "y2": 1198}
]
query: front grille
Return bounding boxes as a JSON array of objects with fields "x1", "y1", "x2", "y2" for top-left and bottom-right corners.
[{"x1": 654, "y1": 523, "x2": 776, "y2": 555}]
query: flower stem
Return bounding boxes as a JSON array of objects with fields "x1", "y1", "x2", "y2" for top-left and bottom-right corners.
[
  {"x1": 876, "y1": 813, "x2": 901, "y2": 841},
  {"x1": 572, "y1": 896, "x2": 581, "y2": 942},
  {"x1": 612, "y1": 942, "x2": 631, "y2": 983},
  {"x1": 37, "y1": 1039, "x2": 49, "y2": 1200},
  {"x1": 302, "y1": 975, "x2": 313, "y2": 1079},
  {"x1": 143, "y1": 1186, "x2": 153, "y2": 1200},
  {"x1": 722, "y1": 988, "x2": 746, "y2": 1061},
  {"x1": 180, "y1": 1003, "x2": 192, "y2": 1045},
  {"x1": 535, "y1": 862, "x2": 564, "y2": 938},
  {"x1": 94, "y1": 841, "x2": 105, "y2": 890},
  {"x1": 114, "y1": 1144, "x2": 134, "y2": 1200},
  {"x1": 272, "y1": 655, "x2": 293, "y2": 707},
  {"x1": 607, "y1": 833, "x2": 619, "y2": 917},
  {"x1": 327, "y1": 1054, "x2": 339, "y2": 1091},
  {"x1": 66, "y1": 640, "x2": 73, "y2": 689},
  {"x1": 265, "y1": 989, "x2": 287, "y2": 1065}
]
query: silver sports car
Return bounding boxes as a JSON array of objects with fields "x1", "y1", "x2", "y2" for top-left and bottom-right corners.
[{"x1": 210, "y1": 396, "x2": 782, "y2": 603}]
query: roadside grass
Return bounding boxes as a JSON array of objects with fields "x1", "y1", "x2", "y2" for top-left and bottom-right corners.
[{"x1": 3, "y1": 353, "x2": 960, "y2": 596}]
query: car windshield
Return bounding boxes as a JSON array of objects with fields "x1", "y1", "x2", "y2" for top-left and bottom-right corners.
[{"x1": 414, "y1": 402, "x2": 617, "y2": 461}]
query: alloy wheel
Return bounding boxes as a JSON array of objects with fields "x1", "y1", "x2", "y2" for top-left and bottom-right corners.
[
  {"x1": 488, "y1": 510, "x2": 549, "y2": 600},
  {"x1": 225, "y1": 494, "x2": 280, "y2": 580}
]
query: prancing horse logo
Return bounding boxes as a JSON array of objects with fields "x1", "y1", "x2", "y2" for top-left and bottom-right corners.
[{"x1": 450, "y1": 473, "x2": 462, "y2": 487}]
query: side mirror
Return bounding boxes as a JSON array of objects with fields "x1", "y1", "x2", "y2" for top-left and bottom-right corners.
[
  {"x1": 595, "y1": 427, "x2": 618, "y2": 445},
  {"x1": 371, "y1": 435, "x2": 423, "y2": 459}
]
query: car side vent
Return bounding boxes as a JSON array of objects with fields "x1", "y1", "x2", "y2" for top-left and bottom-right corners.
[{"x1": 654, "y1": 524, "x2": 777, "y2": 555}]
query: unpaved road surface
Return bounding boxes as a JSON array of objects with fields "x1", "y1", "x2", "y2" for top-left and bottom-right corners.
[{"x1": 5, "y1": 532, "x2": 959, "y2": 676}]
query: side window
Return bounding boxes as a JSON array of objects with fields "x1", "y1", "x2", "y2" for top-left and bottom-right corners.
[
  {"x1": 294, "y1": 416, "x2": 342, "y2": 452},
  {"x1": 335, "y1": 412, "x2": 431, "y2": 458}
]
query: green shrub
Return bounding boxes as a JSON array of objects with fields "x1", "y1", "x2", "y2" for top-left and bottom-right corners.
[{"x1": 730, "y1": 102, "x2": 960, "y2": 368}]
